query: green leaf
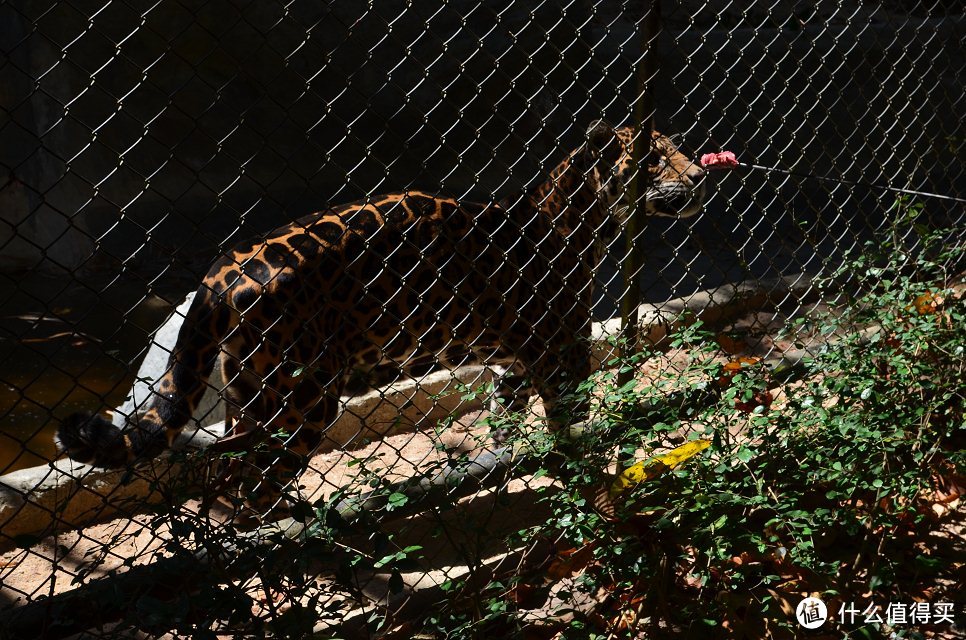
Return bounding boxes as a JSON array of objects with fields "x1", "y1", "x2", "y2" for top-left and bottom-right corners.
[{"x1": 387, "y1": 492, "x2": 409, "y2": 509}]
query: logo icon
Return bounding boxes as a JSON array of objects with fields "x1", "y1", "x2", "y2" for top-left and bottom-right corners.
[{"x1": 796, "y1": 597, "x2": 828, "y2": 629}]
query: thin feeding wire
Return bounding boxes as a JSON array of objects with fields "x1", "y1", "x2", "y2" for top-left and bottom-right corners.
[{"x1": 735, "y1": 162, "x2": 966, "y2": 204}]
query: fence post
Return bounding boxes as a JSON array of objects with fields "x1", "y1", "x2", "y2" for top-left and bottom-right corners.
[{"x1": 619, "y1": 0, "x2": 662, "y2": 389}]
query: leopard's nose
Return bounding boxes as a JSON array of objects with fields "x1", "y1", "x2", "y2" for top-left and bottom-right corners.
[{"x1": 687, "y1": 163, "x2": 706, "y2": 185}]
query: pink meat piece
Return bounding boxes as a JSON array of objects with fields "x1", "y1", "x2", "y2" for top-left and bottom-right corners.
[{"x1": 700, "y1": 151, "x2": 739, "y2": 170}]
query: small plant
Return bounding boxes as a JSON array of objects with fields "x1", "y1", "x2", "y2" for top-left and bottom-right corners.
[{"x1": 413, "y1": 220, "x2": 964, "y2": 638}]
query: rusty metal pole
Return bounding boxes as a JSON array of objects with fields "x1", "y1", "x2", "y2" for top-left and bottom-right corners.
[{"x1": 619, "y1": 1, "x2": 661, "y2": 391}]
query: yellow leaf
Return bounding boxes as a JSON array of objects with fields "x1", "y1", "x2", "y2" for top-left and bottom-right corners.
[{"x1": 608, "y1": 439, "x2": 711, "y2": 499}]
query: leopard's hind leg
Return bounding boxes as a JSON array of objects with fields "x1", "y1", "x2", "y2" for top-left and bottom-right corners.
[
  {"x1": 217, "y1": 356, "x2": 342, "y2": 524},
  {"x1": 487, "y1": 362, "x2": 533, "y2": 444},
  {"x1": 514, "y1": 341, "x2": 592, "y2": 434}
]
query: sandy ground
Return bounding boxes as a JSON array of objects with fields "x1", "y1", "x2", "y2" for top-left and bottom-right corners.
[{"x1": 1, "y1": 396, "x2": 566, "y2": 637}]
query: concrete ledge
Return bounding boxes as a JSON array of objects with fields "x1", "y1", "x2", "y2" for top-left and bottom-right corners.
[
  {"x1": 0, "y1": 366, "x2": 491, "y2": 549},
  {"x1": 0, "y1": 274, "x2": 814, "y2": 546},
  {"x1": 0, "y1": 427, "x2": 224, "y2": 547}
]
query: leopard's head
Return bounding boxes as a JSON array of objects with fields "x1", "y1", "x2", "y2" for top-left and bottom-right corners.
[{"x1": 581, "y1": 120, "x2": 707, "y2": 224}]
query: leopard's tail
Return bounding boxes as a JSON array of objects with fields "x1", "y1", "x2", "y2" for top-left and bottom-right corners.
[{"x1": 57, "y1": 288, "x2": 226, "y2": 468}]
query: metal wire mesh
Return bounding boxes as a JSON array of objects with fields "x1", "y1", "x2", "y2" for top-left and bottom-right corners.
[{"x1": 1, "y1": 0, "x2": 963, "y2": 636}]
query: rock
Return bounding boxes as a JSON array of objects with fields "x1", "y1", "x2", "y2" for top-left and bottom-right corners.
[{"x1": 113, "y1": 292, "x2": 225, "y2": 430}]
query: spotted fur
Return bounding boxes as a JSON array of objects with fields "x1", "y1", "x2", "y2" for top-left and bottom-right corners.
[{"x1": 57, "y1": 121, "x2": 706, "y2": 516}]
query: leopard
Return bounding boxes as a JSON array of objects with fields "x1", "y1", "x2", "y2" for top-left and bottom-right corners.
[{"x1": 56, "y1": 120, "x2": 707, "y2": 517}]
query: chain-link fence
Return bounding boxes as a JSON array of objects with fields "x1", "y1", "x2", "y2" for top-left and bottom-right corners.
[{"x1": 1, "y1": 0, "x2": 963, "y2": 637}]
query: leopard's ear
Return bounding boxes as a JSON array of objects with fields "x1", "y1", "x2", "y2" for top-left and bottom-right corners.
[
  {"x1": 582, "y1": 120, "x2": 620, "y2": 166},
  {"x1": 585, "y1": 119, "x2": 616, "y2": 152}
]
